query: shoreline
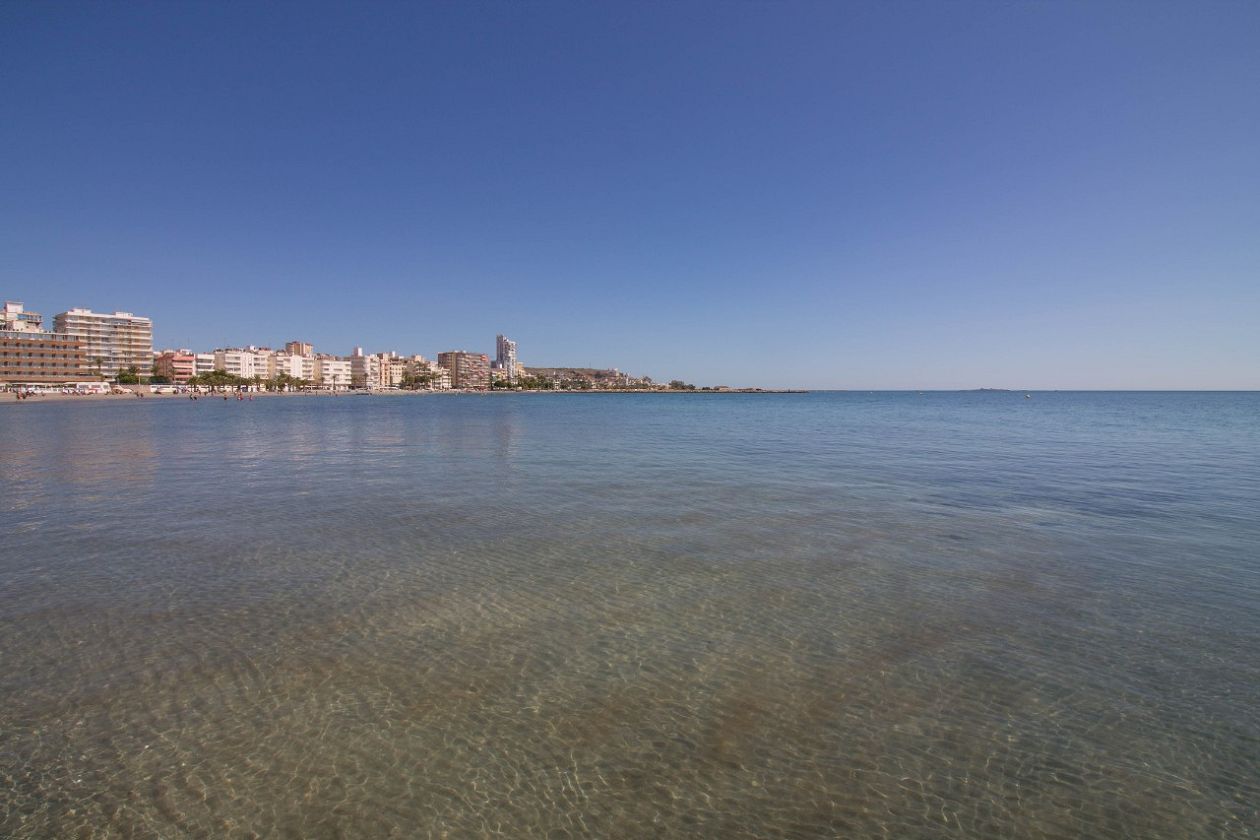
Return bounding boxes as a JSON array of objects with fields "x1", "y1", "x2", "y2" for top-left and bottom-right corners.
[{"x1": 2, "y1": 387, "x2": 806, "y2": 405}]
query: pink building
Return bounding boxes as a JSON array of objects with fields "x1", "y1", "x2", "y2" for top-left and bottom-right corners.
[{"x1": 154, "y1": 350, "x2": 196, "y2": 383}]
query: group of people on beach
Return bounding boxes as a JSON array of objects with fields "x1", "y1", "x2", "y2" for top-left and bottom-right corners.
[
  {"x1": 8, "y1": 388, "x2": 261, "y2": 401},
  {"x1": 9, "y1": 387, "x2": 116, "y2": 399}
]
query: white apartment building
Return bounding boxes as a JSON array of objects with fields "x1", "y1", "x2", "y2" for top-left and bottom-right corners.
[
  {"x1": 314, "y1": 357, "x2": 352, "y2": 389},
  {"x1": 195, "y1": 353, "x2": 216, "y2": 375},
  {"x1": 2, "y1": 301, "x2": 43, "y2": 332},
  {"x1": 53, "y1": 307, "x2": 153, "y2": 379},
  {"x1": 214, "y1": 347, "x2": 272, "y2": 380},
  {"x1": 272, "y1": 352, "x2": 313, "y2": 380},
  {"x1": 429, "y1": 366, "x2": 452, "y2": 390}
]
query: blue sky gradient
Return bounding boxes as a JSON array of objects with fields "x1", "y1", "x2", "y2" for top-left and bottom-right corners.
[{"x1": 3, "y1": 1, "x2": 1257, "y2": 388}]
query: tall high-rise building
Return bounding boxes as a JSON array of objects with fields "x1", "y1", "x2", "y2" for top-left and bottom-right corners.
[
  {"x1": 437, "y1": 351, "x2": 490, "y2": 390},
  {"x1": 53, "y1": 307, "x2": 153, "y2": 380},
  {"x1": 284, "y1": 340, "x2": 314, "y2": 357},
  {"x1": 495, "y1": 334, "x2": 518, "y2": 383}
]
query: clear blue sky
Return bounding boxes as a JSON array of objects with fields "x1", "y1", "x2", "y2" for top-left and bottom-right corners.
[{"x1": 2, "y1": 1, "x2": 1257, "y2": 388}]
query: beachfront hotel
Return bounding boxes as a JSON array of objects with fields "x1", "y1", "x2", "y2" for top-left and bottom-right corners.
[
  {"x1": 213, "y1": 347, "x2": 272, "y2": 380},
  {"x1": 273, "y1": 351, "x2": 316, "y2": 381},
  {"x1": 53, "y1": 307, "x2": 153, "y2": 380},
  {"x1": 314, "y1": 355, "x2": 352, "y2": 389},
  {"x1": 1, "y1": 301, "x2": 89, "y2": 383},
  {"x1": 437, "y1": 350, "x2": 491, "y2": 389}
]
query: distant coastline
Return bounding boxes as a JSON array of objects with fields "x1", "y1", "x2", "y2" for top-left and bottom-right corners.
[{"x1": 2, "y1": 386, "x2": 807, "y2": 405}]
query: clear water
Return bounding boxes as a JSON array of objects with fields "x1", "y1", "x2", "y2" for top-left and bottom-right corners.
[{"x1": 1, "y1": 392, "x2": 1257, "y2": 838}]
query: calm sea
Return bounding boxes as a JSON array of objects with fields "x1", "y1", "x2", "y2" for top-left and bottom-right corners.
[{"x1": 1, "y1": 392, "x2": 1257, "y2": 838}]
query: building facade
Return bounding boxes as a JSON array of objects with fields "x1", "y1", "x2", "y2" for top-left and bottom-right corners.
[
  {"x1": 153, "y1": 350, "x2": 196, "y2": 383},
  {"x1": 429, "y1": 366, "x2": 452, "y2": 390},
  {"x1": 437, "y1": 351, "x2": 491, "y2": 389},
  {"x1": 0, "y1": 328, "x2": 88, "y2": 384},
  {"x1": 380, "y1": 354, "x2": 409, "y2": 388},
  {"x1": 2, "y1": 301, "x2": 44, "y2": 333},
  {"x1": 350, "y1": 348, "x2": 382, "y2": 389},
  {"x1": 53, "y1": 308, "x2": 153, "y2": 380},
  {"x1": 494, "y1": 334, "x2": 519, "y2": 383},
  {"x1": 272, "y1": 352, "x2": 313, "y2": 381},
  {"x1": 214, "y1": 348, "x2": 273, "y2": 380},
  {"x1": 314, "y1": 356, "x2": 352, "y2": 389}
]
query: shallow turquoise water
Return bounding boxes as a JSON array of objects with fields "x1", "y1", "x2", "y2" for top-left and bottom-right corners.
[{"x1": 1, "y1": 392, "x2": 1258, "y2": 837}]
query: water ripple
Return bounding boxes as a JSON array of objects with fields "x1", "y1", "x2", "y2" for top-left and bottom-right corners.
[{"x1": 1, "y1": 393, "x2": 1257, "y2": 838}]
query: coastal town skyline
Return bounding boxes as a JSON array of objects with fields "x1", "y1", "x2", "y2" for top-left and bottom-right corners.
[
  {"x1": 12, "y1": 285, "x2": 1258, "y2": 392},
  {"x1": 4, "y1": 4, "x2": 1257, "y2": 391},
  {"x1": 2, "y1": 296, "x2": 682, "y2": 391}
]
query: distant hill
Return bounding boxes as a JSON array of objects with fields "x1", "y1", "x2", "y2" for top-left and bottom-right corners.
[{"x1": 525, "y1": 367, "x2": 624, "y2": 380}]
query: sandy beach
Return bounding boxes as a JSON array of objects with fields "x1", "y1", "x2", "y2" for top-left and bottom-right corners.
[
  {"x1": 1, "y1": 388, "x2": 418, "y2": 405},
  {"x1": 2, "y1": 387, "x2": 797, "y2": 405}
]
